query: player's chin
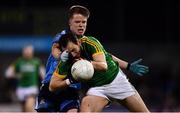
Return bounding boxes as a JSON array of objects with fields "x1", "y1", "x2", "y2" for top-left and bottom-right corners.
[
  {"x1": 73, "y1": 58, "x2": 82, "y2": 62},
  {"x1": 73, "y1": 57, "x2": 82, "y2": 63}
]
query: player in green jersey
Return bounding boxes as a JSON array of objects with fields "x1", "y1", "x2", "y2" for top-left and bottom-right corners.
[
  {"x1": 55, "y1": 33, "x2": 149, "y2": 112},
  {"x1": 5, "y1": 45, "x2": 45, "y2": 112}
]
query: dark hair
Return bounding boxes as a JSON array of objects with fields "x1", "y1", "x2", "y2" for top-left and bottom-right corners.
[
  {"x1": 58, "y1": 32, "x2": 78, "y2": 50},
  {"x1": 68, "y1": 5, "x2": 90, "y2": 19}
]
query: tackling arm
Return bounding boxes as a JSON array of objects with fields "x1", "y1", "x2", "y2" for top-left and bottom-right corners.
[
  {"x1": 91, "y1": 53, "x2": 108, "y2": 71},
  {"x1": 51, "y1": 43, "x2": 61, "y2": 60}
]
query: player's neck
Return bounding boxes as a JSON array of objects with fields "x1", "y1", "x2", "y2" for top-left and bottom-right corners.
[{"x1": 77, "y1": 35, "x2": 84, "y2": 39}]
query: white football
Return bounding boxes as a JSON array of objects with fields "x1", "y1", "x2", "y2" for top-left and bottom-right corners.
[{"x1": 71, "y1": 59, "x2": 94, "y2": 81}]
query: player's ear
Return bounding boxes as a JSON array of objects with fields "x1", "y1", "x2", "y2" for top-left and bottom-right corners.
[{"x1": 68, "y1": 18, "x2": 72, "y2": 26}]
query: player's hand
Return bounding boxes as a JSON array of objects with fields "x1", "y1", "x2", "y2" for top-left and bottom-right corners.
[
  {"x1": 128, "y1": 59, "x2": 149, "y2": 76},
  {"x1": 60, "y1": 50, "x2": 69, "y2": 62}
]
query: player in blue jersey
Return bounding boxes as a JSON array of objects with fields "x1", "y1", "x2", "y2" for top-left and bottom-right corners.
[
  {"x1": 35, "y1": 30, "x2": 81, "y2": 112},
  {"x1": 35, "y1": 5, "x2": 92, "y2": 112},
  {"x1": 35, "y1": 5, "x2": 91, "y2": 112}
]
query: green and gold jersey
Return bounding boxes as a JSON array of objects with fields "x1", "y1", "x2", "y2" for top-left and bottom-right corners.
[
  {"x1": 13, "y1": 57, "x2": 41, "y2": 87},
  {"x1": 53, "y1": 61, "x2": 72, "y2": 79},
  {"x1": 79, "y1": 36, "x2": 119, "y2": 87}
]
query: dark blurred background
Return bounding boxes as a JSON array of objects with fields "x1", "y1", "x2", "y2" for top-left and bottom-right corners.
[{"x1": 0, "y1": 0, "x2": 179, "y2": 112}]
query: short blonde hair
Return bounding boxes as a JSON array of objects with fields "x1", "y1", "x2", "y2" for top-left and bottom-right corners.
[{"x1": 68, "y1": 5, "x2": 90, "y2": 19}]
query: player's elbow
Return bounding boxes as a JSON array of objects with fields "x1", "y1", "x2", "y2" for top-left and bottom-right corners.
[
  {"x1": 92, "y1": 61, "x2": 108, "y2": 71},
  {"x1": 102, "y1": 63, "x2": 108, "y2": 71},
  {"x1": 99, "y1": 62, "x2": 108, "y2": 71}
]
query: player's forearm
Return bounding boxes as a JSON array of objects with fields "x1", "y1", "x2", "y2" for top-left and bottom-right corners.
[
  {"x1": 39, "y1": 66, "x2": 45, "y2": 80},
  {"x1": 112, "y1": 55, "x2": 128, "y2": 69},
  {"x1": 5, "y1": 66, "x2": 16, "y2": 78},
  {"x1": 91, "y1": 53, "x2": 107, "y2": 71},
  {"x1": 91, "y1": 61, "x2": 107, "y2": 71},
  {"x1": 51, "y1": 43, "x2": 61, "y2": 59},
  {"x1": 49, "y1": 75, "x2": 68, "y2": 92}
]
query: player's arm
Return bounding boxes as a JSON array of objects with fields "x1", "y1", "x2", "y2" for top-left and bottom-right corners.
[
  {"x1": 91, "y1": 53, "x2": 107, "y2": 71},
  {"x1": 111, "y1": 54, "x2": 149, "y2": 76},
  {"x1": 5, "y1": 64, "x2": 16, "y2": 78},
  {"x1": 49, "y1": 61, "x2": 69, "y2": 92},
  {"x1": 111, "y1": 54, "x2": 128, "y2": 69},
  {"x1": 39, "y1": 65, "x2": 46, "y2": 80},
  {"x1": 51, "y1": 43, "x2": 61, "y2": 60},
  {"x1": 85, "y1": 38, "x2": 107, "y2": 71},
  {"x1": 49, "y1": 73, "x2": 68, "y2": 92}
]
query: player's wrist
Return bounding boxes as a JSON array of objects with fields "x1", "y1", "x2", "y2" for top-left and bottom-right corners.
[
  {"x1": 126, "y1": 63, "x2": 131, "y2": 70},
  {"x1": 65, "y1": 79, "x2": 71, "y2": 85}
]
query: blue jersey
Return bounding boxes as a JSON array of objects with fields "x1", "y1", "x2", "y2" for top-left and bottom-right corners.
[
  {"x1": 36, "y1": 30, "x2": 81, "y2": 112},
  {"x1": 42, "y1": 30, "x2": 67, "y2": 84}
]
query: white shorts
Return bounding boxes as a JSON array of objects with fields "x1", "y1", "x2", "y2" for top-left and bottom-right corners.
[
  {"x1": 87, "y1": 69, "x2": 136, "y2": 101},
  {"x1": 16, "y1": 86, "x2": 39, "y2": 101}
]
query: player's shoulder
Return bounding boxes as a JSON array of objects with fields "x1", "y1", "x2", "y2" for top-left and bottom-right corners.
[
  {"x1": 33, "y1": 57, "x2": 40, "y2": 61},
  {"x1": 80, "y1": 35, "x2": 99, "y2": 42},
  {"x1": 54, "y1": 30, "x2": 67, "y2": 38},
  {"x1": 32, "y1": 57, "x2": 42, "y2": 64},
  {"x1": 16, "y1": 57, "x2": 25, "y2": 62},
  {"x1": 13, "y1": 57, "x2": 23, "y2": 64},
  {"x1": 52, "y1": 29, "x2": 69, "y2": 43},
  {"x1": 12, "y1": 57, "x2": 26, "y2": 66}
]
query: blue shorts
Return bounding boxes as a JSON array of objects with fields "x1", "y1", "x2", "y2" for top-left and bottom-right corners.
[{"x1": 35, "y1": 83, "x2": 80, "y2": 112}]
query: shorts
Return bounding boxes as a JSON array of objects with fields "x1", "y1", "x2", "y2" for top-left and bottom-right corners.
[
  {"x1": 16, "y1": 86, "x2": 38, "y2": 101},
  {"x1": 35, "y1": 83, "x2": 80, "y2": 112},
  {"x1": 87, "y1": 69, "x2": 136, "y2": 101}
]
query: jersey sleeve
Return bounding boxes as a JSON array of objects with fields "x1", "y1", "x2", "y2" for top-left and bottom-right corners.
[
  {"x1": 52, "y1": 30, "x2": 67, "y2": 44},
  {"x1": 53, "y1": 61, "x2": 68, "y2": 79},
  {"x1": 81, "y1": 36, "x2": 104, "y2": 57}
]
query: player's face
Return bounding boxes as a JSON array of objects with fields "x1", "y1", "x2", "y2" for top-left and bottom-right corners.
[
  {"x1": 22, "y1": 46, "x2": 34, "y2": 59},
  {"x1": 69, "y1": 14, "x2": 87, "y2": 36},
  {"x1": 67, "y1": 41, "x2": 81, "y2": 58}
]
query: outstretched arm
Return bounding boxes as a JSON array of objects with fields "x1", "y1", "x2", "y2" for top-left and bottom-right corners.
[
  {"x1": 111, "y1": 55, "x2": 128, "y2": 69},
  {"x1": 112, "y1": 55, "x2": 149, "y2": 76}
]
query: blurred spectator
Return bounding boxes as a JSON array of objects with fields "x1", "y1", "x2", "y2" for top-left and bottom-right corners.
[{"x1": 5, "y1": 45, "x2": 45, "y2": 112}]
